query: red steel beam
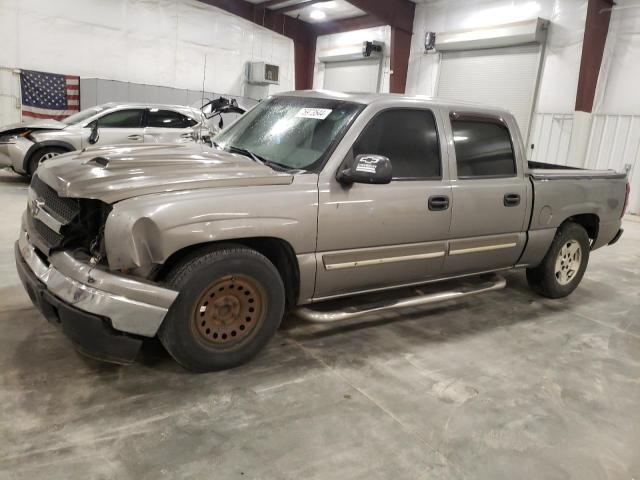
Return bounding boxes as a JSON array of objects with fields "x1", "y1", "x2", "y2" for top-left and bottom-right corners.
[
  {"x1": 389, "y1": 26, "x2": 412, "y2": 94},
  {"x1": 344, "y1": 0, "x2": 415, "y2": 33},
  {"x1": 575, "y1": 0, "x2": 614, "y2": 112}
]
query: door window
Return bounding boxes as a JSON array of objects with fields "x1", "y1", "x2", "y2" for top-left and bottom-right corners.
[
  {"x1": 147, "y1": 109, "x2": 194, "y2": 128},
  {"x1": 97, "y1": 109, "x2": 144, "y2": 128},
  {"x1": 353, "y1": 109, "x2": 441, "y2": 179},
  {"x1": 451, "y1": 118, "x2": 516, "y2": 178}
]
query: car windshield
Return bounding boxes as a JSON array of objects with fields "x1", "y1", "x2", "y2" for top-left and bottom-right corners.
[
  {"x1": 213, "y1": 96, "x2": 364, "y2": 171},
  {"x1": 61, "y1": 105, "x2": 109, "y2": 125}
]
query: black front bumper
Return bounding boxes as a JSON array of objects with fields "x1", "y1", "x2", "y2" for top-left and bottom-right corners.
[{"x1": 15, "y1": 243, "x2": 143, "y2": 364}]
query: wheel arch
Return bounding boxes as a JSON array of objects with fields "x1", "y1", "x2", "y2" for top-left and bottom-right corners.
[
  {"x1": 154, "y1": 237, "x2": 301, "y2": 310},
  {"x1": 23, "y1": 140, "x2": 75, "y2": 173},
  {"x1": 560, "y1": 213, "x2": 599, "y2": 246}
]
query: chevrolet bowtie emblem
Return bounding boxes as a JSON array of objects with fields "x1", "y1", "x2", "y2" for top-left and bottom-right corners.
[{"x1": 30, "y1": 198, "x2": 44, "y2": 217}]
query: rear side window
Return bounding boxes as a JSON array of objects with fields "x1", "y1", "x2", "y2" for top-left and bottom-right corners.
[
  {"x1": 147, "y1": 109, "x2": 193, "y2": 128},
  {"x1": 353, "y1": 109, "x2": 441, "y2": 179},
  {"x1": 97, "y1": 109, "x2": 144, "y2": 128},
  {"x1": 451, "y1": 118, "x2": 516, "y2": 178}
]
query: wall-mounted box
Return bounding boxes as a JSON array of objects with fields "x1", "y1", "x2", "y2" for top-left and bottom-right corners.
[{"x1": 248, "y1": 62, "x2": 280, "y2": 85}]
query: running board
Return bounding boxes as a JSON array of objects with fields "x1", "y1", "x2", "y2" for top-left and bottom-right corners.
[{"x1": 295, "y1": 274, "x2": 507, "y2": 323}]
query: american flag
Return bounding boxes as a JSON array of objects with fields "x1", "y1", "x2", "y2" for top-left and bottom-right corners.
[{"x1": 20, "y1": 69, "x2": 80, "y2": 120}]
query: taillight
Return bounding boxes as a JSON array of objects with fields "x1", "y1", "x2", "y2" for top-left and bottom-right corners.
[{"x1": 621, "y1": 182, "x2": 630, "y2": 218}]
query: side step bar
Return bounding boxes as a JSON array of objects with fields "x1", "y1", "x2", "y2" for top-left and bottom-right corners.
[{"x1": 295, "y1": 274, "x2": 507, "y2": 323}]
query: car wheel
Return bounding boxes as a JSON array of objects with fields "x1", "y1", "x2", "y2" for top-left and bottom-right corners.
[
  {"x1": 526, "y1": 222, "x2": 590, "y2": 298},
  {"x1": 28, "y1": 147, "x2": 66, "y2": 176},
  {"x1": 158, "y1": 244, "x2": 285, "y2": 372}
]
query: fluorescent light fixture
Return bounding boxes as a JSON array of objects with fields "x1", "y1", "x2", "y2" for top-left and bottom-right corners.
[
  {"x1": 318, "y1": 1, "x2": 337, "y2": 8},
  {"x1": 310, "y1": 9, "x2": 326, "y2": 20}
]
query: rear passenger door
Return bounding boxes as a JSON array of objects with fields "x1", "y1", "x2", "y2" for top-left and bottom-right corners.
[
  {"x1": 315, "y1": 107, "x2": 452, "y2": 299},
  {"x1": 443, "y1": 112, "x2": 528, "y2": 275},
  {"x1": 143, "y1": 109, "x2": 198, "y2": 144}
]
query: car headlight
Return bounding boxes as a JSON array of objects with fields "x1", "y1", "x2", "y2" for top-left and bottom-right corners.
[{"x1": 0, "y1": 130, "x2": 31, "y2": 143}]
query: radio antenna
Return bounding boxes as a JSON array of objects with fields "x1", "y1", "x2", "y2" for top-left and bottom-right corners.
[{"x1": 200, "y1": 54, "x2": 207, "y2": 143}]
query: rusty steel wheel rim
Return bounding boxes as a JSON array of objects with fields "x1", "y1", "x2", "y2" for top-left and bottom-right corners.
[{"x1": 192, "y1": 275, "x2": 267, "y2": 346}]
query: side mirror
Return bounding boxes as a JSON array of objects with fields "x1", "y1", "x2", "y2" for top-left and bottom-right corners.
[
  {"x1": 337, "y1": 154, "x2": 392, "y2": 185},
  {"x1": 88, "y1": 121, "x2": 99, "y2": 145}
]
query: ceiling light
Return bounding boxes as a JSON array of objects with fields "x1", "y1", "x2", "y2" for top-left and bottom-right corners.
[
  {"x1": 309, "y1": 9, "x2": 326, "y2": 20},
  {"x1": 318, "y1": 1, "x2": 337, "y2": 8}
]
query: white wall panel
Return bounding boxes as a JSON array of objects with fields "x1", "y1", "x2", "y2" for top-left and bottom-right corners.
[
  {"x1": 0, "y1": 67, "x2": 21, "y2": 126},
  {"x1": 0, "y1": 0, "x2": 294, "y2": 105},
  {"x1": 585, "y1": 115, "x2": 640, "y2": 212},
  {"x1": 528, "y1": 113, "x2": 574, "y2": 164}
]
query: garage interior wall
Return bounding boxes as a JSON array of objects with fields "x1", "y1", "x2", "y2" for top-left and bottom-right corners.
[
  {"x1": 407, "y1": 0, "x2": 640, "y2": 214},
  {"x1": 0, "y1": 0, "x2": 295, "y2": 125},
  {"x1": 436, "y1": 43, "x2": 543, "y2": 140},
  {"x1": 313, "y1": 26, "x2": 392, "y2": 93}
]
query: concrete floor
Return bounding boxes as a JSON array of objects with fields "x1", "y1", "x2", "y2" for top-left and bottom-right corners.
[{"x1": 0, "y1": 169, "x2": 638, "y2": 480}]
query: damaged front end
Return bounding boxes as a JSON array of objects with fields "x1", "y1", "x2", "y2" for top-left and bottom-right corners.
[
  {"x1": 0, "y1": 129, "x2": 35, "y2": 173},
  {"x1": 16, "y1": 174, "x2": 179, "y2": 364}
]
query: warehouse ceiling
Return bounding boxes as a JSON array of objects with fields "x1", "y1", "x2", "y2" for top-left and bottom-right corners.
[{"x1": 244, "y1": 0, "x2": 369, "y2": 23}]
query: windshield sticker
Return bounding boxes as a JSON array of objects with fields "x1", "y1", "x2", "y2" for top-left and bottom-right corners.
[{"x1": 295, "y1": 108, "x2": 333, "y2": 120}]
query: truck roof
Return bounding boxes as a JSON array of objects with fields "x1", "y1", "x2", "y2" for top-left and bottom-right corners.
[{"x1": 275, "y1": 90, "x2": 513, "y2": 116}]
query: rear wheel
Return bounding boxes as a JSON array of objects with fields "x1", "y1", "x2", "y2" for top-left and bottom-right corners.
[
  {"x1": 526, "y1": 222, "x2": 590, "y2": 298},
  {"x1": 158, "y1": 244, "x2": 285, "y2": 372},
  {"x1": 28, "y1": 146, "x2": 66, "y2": 176}
]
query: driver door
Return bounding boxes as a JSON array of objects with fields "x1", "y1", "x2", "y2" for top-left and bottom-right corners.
[
  {"x1": 315, "y1": 107, "x2": 452, "y2": 299},
  {"x1": 87, "y1": 108, "x2": 145, "y2": 147}
]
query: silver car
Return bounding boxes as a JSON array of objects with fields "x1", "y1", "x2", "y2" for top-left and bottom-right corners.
[{"x1": 0, "y1": 103, "x2": 210, "y2": 176}]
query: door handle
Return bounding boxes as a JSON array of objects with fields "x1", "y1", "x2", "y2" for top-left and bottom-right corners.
[
  {"x1": 504, "y1": 193, "x2": 521, "y2": 207},
  {"x1": 127, "y1": 135, "x2": 143, "y2": 141},
  {"x1": 428, "y1": 195, "x2": 450, "y2": 211}
]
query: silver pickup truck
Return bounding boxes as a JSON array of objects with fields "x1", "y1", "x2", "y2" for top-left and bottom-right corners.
[{"x1": 15, "y1": 91, "x2": 629, "y2": 371}]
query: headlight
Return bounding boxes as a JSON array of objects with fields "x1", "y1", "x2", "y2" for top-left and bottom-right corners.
[{"x1": 0, "y1": 130, "x2": 31, "y2": 142}]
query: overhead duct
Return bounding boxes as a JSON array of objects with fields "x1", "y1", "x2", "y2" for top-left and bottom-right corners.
[{"x1": 435, "y1": 18, "x2": 549, "y2": 51}]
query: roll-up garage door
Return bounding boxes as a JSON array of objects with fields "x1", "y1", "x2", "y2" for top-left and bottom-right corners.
[
  {"x1": 437, "y1": 44, "x2": 542, "y2": 140},
  {"x1": 323, "y1": 59, "x2": 381, "y2": 93}
]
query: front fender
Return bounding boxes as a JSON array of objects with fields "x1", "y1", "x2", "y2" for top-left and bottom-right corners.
[
  {"x1": 104, "y1": 178, "x2": 318, "y2": 270},
  {"x1": 22, "y1": 138, "x2": 77, "y2": 172}
]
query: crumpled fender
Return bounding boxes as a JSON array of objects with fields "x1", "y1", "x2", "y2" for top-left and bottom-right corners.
[{"x1": 104, "y1": 179, "x2": 318, "y2": 271}]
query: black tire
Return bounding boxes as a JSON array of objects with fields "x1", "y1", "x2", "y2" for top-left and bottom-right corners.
[
  {"x1": 158, "y1": 244, "x2": 285, "y2": 372},
  {"x1": 27, "y1": 146, "x2": 66, "y2": 176},
  {"x1": 526, "y1": 222, "x2": 590, "y2": 298}
]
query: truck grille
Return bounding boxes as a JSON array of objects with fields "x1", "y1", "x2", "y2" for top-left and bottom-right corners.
[
  {"x1": 31, "y1": 175, "x2": 80, "y2": 223},
  {"x1": 26, "y1": 176, "x2": 110, "y2": 258},
  {"x1": 31, "y1": 216, "x2": 64, "y2": 249}
]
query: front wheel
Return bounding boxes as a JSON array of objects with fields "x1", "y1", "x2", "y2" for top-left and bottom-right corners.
[
  {"x1": 526, "y1": 222, "x2": 590, "y2": 298},
  {"x1": 28, "y1": 146, "x2": 66, "y2": 176},
  {"x1": 158, "y1": 244, "x2": 285, "y2": 372}
]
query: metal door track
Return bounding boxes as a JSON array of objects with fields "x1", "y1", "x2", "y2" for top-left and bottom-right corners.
[{"x1": 295, "y1": 274, "x2": 507, "y2": 323}]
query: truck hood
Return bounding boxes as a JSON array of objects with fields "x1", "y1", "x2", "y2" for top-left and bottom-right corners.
[
  {"x1": 0, "y1": 118, "x2": 66, "y2": 133},
  {"x1": 36, "y1": 143, "x2": 294, "y2": 203}
]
